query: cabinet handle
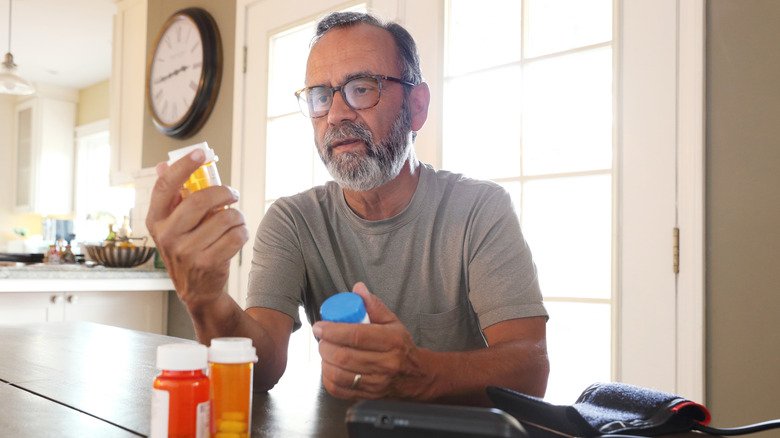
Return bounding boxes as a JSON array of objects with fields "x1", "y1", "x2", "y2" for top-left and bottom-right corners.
[
  {"x1": 67, "y1": 294, "x2": 79, "y2": 304},
  {"x1": 50, "y1": 295, "x2": 63, "y2": 304}
]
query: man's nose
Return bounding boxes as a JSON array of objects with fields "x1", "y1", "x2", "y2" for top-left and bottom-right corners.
[{"x1": 327, "y1": 91, "x2": 357, "y2": 124}]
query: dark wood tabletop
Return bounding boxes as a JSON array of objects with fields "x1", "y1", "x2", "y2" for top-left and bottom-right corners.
[{"x1": 0, "y1": 321, "x2": 352, "y2": 437}]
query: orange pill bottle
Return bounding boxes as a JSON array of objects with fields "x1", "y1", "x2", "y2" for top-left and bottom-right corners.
[
  {"x1": 150, "y1": 343, "x2": 210, "y2": 438},
  {"x1": 208, "y1": 338, "x2": 257, "y2": 438},
  {"x1": 167, "y1": 142, "x2": 222, "y2": 197}
]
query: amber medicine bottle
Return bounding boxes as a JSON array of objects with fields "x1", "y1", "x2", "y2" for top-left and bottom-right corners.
[
  {"x1": 168, "y1": 142, "x2": 222, "y2": 196},
  {"x1": 150, "y1": 343, "x2": 210, "y2": 438},
  {"x1": 208, "y1": 337, "x2": 257, "y2": 438}
]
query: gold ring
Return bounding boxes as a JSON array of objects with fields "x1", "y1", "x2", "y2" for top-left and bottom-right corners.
[{"x1": 350, "y1": 373, "x2": 362, "y2": 390}]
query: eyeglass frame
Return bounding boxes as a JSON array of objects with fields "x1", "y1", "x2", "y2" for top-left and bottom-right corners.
[{"x1": 294, "y1": 74, "x2": 416, "y2": 118}]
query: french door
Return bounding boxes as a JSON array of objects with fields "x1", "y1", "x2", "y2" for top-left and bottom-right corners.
[{"x1": 230, "y1": 0, "x2": 704, "y2": 403}]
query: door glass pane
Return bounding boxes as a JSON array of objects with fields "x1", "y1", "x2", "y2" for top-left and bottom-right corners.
[
  {"x1": 523, "y1": 47, "x2": 612, "y2": 176},
  {"x1": 545, "y1": 301, "x2": 611, "y2": 402},
  {"x1": 442, "y1": 66, "x2": 522, "y2": 179},
  {"x1": 447, "y1": 0, "x2": 522, "y2": 75},
  {"x1": 445, "y1": 0, "x2": 614, "y2": 402},
  {"x1": 268, "y1": 23, "x2": 317, "y2": 117},
  {"x1": 525, "y1": 0, "x2": 612, "y2": 57},
  {"x1": 265, "y1": 114, "x2": 318, "y2": 201},
  {"x1": 522, "y1": 174, "x2": 611, "y2": 299}
]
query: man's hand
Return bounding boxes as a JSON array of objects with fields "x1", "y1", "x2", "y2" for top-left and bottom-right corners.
[
  {"x1": 313, "y1": 283, "x2": 549, "y2": 405},
  {"x1": 145, "y1": 148, "x2": 248, "y2": 310},
  {"x1": 313, "y1": 282, "x2": 430, "y2": 400}
]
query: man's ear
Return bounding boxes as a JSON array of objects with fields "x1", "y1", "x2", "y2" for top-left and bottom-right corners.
[{"x1": 409, "y1": 82, "x2": 430, "y2": 132}]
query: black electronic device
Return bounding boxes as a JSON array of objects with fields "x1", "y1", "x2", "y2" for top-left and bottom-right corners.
[{"x1": 346, "y1": 399, "x2": 528, "y2": 438}]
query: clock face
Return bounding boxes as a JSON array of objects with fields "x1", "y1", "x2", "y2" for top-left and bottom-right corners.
[
  {"x1": 147, "y1": 8, "x2": 222, "y2": 139},
  {"x1": 150, "y1": 16, "x2": 203, "y2": 125}
]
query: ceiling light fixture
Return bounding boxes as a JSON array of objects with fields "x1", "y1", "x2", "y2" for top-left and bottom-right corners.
[{"x1": 1, "y1": 0, "x2": 34, "y2": 95}]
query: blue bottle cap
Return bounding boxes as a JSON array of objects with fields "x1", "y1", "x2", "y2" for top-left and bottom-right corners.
[{"x1": 320, "y1": 292, "x2": 367, "y2": 323}]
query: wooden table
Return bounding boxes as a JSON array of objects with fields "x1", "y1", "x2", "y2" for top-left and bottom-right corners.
[{"x1": 0, "y1": 322, "x2": 352, "y2": 437}]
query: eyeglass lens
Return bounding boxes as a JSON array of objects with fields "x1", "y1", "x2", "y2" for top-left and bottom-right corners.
[{"x1": 301, "y1": 76, "x2": 381, "y2": 118}]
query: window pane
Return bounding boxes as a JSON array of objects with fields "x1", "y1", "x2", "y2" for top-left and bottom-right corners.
[
  {"x1": 447, "y1": 0, "x2": 521, "y2": 75},
  {"x1": 442, "y1": 66, "x2": 522, "y2": 179},
  {"x1": 497, "y1": 181, "x2": 522, "y2": 219},
  {"x1": 523, "y1": 47, "x2": 612, "y2": 176},
  {"x1": 265, "y1": 115, "x2": 317, "y2": 200},
  {"x1": 522, "y1": 175, "x2": 611, "y2": 299},
  {"x1": 544, "y1": 301, "x2": 611, "y2": 403},
  {"x1": 268, "y1": 23, "x2": 316, "y2": 117},
  {"x1": 525, "y1": 0, "x2": 612, "y2": 58}
]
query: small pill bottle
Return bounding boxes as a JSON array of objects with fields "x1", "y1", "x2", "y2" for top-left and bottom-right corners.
[
  {"x1": 167, "y1": 142, "x2": 222, "y2": 197},
  {"x1": 150, "y1": 343, "x2": 210, "y2": 438},
  {"x1": 320, "y1": 292, "x2": 370, "y2": 324},
  {"x1": 208, "y1": 337, "x2": 257, "y2": 438}
]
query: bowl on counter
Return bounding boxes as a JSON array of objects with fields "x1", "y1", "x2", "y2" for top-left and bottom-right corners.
[{"x1": 84, "y1": 244, "x2": 156, "y2": 268}]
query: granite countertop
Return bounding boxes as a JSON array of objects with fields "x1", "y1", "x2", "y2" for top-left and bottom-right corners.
[{"x1": 0, "y1": 263, "x2": 171, "y2": 280}]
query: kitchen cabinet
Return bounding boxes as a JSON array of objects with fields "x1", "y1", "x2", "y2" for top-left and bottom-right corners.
[
  {"x1": 109, "y1": 0, "x2": 147, "y2": 185},
  {"x1": 0, "y1": 291, "x2": 167, "y2": 334},
  {"x1": 12, "y1": 94, "x2": 77, "y2": 215}
]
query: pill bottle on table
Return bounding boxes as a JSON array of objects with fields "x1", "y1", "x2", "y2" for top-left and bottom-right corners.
[
  {"x1": 208, "y1": 337, "x2": 257, "y2": 438},
  {"x1": 150, "y1": 343, "x2": 210, "y2": 438},
  {"x1": 320, "y1": 292, "x2": 370, "y2": 324},
  {"x1": 167, "y1": 142, "x2": 222, "y2": 197}
]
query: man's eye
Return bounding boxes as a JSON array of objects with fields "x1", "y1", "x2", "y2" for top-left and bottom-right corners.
[{"x1": 352, "y1": 86, "x2": 368, "y2": 96}]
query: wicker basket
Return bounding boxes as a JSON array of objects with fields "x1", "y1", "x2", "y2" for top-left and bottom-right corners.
[{"x1": 84, "y1": 244, "x2": 156, "y2": 268}]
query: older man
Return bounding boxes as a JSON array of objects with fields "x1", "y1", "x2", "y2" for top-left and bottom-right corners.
[{"x1": 147, "y1": 11, "x2": 548, "y2": 406}]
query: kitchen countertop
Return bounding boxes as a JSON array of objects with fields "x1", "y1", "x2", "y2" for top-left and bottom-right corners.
[{"x1": 0, "y1": 263, "x2": 174, "y2": 292}]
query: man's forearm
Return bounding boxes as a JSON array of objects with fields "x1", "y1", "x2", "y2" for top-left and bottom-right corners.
[
  {"x1": 407, "y1": 339, "x2": 549, "y2": 406},
  {"x1": 186, "y1": 294, "x2": 290, "y2": 391}
]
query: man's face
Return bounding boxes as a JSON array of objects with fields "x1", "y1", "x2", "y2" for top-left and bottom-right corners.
[{"x1": 305, "y1": 24, "x2": 412, "y2": 191}]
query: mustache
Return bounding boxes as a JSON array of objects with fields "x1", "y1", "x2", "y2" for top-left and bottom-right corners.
[{"x1": 323, "y1": 121, "x2": 375, "y2": 155}]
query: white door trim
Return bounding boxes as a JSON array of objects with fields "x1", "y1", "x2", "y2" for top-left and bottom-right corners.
[
  {"x1": 675, "y1": 0, "x2": 706, "y2": 403},
  {"x1": 617, "y1": 0, "x2": 705, "y2": 402}
]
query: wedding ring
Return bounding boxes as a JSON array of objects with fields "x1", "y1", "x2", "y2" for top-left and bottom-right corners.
[{"x1": 351, "y1": 373, "x2": 362, "y2": 390}]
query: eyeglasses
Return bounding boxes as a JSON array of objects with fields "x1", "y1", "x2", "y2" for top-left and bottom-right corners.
[{"x1": 295, "y1": 75, "x2": 415, "y2": 118}]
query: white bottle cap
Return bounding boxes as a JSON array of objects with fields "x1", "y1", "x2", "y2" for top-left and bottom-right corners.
[
  {"x1": 156, "y1": 343, "x2": 208, "y2": 371},
  {"x1": 167, "y1": 142, "x2": 218, "y2": 165},
  {"x1": 209, "y1": 337, "x2": 258, "y2": 364}
]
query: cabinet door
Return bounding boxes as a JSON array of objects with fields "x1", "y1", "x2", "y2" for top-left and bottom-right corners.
[
  {"x1": 12, "y1": 96, "x2": 76, "y2": 215},
  {"x1": 0, "y1": 293, "x2": 65, "y2": 325},
  {"x1": 63, "y1": 291, "x2": 166, "y2": 334},
  {"x1": 109, "y1": 0, "x2": 147, "y2": 185},
  {"x1": 13, "y1": 102, "x2": 34, "y2": 211}
]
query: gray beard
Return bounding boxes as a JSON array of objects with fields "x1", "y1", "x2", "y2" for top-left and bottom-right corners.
[{"x1": 316, "y1": 102, "x2": 412, "y2": 192}]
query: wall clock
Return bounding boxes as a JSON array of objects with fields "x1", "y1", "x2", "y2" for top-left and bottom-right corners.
[{"x1": 147, "y1": 8, "x2": 222, "y2": 139}]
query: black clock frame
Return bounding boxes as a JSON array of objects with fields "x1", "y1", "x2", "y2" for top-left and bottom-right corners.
[{"x1": 147, "y1": 8, "x2": 222, "y2": 139}]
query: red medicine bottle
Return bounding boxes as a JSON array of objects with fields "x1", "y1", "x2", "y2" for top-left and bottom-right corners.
[{"x1": 150, "y1": 343, "x2": 210, "y2": 438}]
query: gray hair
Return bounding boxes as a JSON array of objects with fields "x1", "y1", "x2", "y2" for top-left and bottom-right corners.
[{"x1": 312, "y1": 11, "x2": 422, "y2": 86}]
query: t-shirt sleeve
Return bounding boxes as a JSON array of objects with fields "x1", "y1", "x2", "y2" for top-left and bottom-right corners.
[
  {"x1": 245, "y1": 200, "x2": 305, "y2": 331},
  {"x1": 466, "y1": 186, "x2": 547, "y2": 330}
]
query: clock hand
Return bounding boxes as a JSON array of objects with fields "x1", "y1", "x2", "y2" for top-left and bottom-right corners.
[{"x1": 154, "y1": 65, "x2": 190, "y2": 85}]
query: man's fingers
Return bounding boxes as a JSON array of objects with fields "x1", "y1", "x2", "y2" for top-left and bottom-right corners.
[
  {"x1": 147, "y1": 149, "x2": 205, "y2": 224},
  {"x1": 190, "y1": 209, "x2": 249, "y2": 263},
  {"x1": 319, "y1": 340, "x2": 402, "y2": 375},
  {"x1": 314, "y1": 321, "x2": 396, "y2": 352},
  {"x1": 162, "y1": 185, "x2": 240, "y2": 235}
]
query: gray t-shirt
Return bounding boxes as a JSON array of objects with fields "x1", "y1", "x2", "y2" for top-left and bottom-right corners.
[{"x1": 246, "y1": 163, "x2": 547, "y2": 352}]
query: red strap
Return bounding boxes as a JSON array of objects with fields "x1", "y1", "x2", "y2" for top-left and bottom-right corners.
[{"x1": 672, "y1": 401, "x2": 712, "y2": 425}]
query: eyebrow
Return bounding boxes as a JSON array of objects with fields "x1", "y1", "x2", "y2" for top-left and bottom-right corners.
[{"x1": 307, "y1": 70, "x2": 375, "y2": 88}]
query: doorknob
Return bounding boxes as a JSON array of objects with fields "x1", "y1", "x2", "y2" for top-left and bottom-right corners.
[
  {"x1": 50, "y1": 295, "x2": 63, "y2": 304},
  {"x1": 67, "y1": 294, "x2": 79, "y2": 304}
]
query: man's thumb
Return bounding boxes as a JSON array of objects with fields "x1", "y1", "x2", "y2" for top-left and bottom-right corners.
[{"x1": 352, "y1": 282, "x2": 396, "y2": 324}]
